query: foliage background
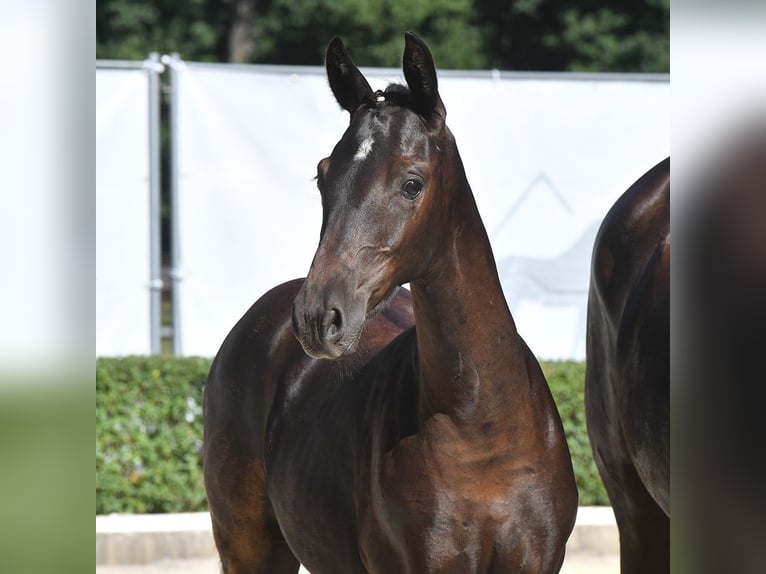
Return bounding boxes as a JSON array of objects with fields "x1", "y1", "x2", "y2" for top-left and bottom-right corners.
[
  {"x1": 97, "y1": 0, "x2": 669, "y2": 72},
  {"x1": 96, "y1": 357, "x2": 608, "y2": 514}
]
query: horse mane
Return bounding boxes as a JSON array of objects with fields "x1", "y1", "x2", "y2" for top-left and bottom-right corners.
[{"x1": 362, "y1": 84, "x2": 414, "y2": 111}]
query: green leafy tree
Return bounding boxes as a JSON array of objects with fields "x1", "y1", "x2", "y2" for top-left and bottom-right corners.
[
  {"x1": 96, "y1": 0, "x2": 231, "y2": 61},
  {"x1": 251, "y1": 0, "x2": 488, "y2": 68},
  {"x1": 476, "y1": 0, "x2": 669, "y2": 72},
  {"x1": 97, "y1": 0, "x2": 668, "y2": 71}
]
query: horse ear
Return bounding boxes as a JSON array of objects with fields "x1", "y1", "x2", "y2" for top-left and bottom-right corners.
[
  {"x1": 325, "y1": 37, "x2": 373, "y2": 115},
  {"x1": 402, "y1": 32, "x2": 446, "y2": 125}
]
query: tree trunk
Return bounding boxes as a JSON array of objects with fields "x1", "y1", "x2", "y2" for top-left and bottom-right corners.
[{"x1": 229, "y1": 0, "x2": 257, "y2": 63}]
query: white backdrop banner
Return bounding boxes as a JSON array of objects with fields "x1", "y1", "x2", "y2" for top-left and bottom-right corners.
[
  {"x1": 96, "y1": 68, "x2": 152, "y2": 356},
  {"x1": 176, "y1": 64, "x2": 669, "y2": 359}
]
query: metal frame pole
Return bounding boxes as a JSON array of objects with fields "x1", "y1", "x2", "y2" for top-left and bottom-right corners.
[
  {"x1": 145, "y1": 53, "x2": 164, "y2": 355},
  {"x1": 162, "y1": 54, "x2": 183, "y2": 356}
]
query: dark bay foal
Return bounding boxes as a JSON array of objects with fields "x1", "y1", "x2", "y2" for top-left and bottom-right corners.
[{"x1": 204, "y1": 33, "x2": 578, "y2": 574}]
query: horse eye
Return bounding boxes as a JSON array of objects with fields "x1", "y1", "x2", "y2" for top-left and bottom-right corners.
[{"x1": 401, "y1": 179, "x2": 423, "y2": 200}]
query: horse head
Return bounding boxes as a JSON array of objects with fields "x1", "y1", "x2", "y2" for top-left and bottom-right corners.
[{"x1": 292, "y1": 32, "x2": 457, "y2": 359}]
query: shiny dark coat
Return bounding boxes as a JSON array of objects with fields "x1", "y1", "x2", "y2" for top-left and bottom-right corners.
[
  {"x1": 585, "y1": 158, "x2": 670, "y2": 573},
  {"x1": 204, "y1": 33, "x2": 578, "y2": 574}
]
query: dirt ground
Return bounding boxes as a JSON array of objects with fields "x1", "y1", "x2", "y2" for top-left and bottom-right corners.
[{"x1": 97, "y1": 552, "x2": 619, "y2": 574}]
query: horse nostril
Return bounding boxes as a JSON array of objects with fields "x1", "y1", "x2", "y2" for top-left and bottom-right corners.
[{"x1": 325, "y1": 307, "x2": 344, "y2": 342}]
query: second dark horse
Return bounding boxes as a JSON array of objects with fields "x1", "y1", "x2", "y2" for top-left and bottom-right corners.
[
  {"x1": 204, "y1": 34, "x2": 578, "y2": 574},
  {"x1": 585, "y1": 158, "x2": 670, "y2": 573}
]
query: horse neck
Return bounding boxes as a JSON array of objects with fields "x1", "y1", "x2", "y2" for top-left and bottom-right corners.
[{"x1": 409, "y1": 147, "x2": 530, "y2": 425}]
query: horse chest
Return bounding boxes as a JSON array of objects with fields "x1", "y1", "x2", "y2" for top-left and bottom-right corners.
[{"x1": 359, "y1": 415, "x2": 547, "y2": 572}]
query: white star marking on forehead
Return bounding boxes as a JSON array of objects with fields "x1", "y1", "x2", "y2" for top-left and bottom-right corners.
[{"x1": 354, "y1": 136, "x2": 374, "y2": 161}]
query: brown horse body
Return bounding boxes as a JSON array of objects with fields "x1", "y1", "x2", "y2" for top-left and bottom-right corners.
[
  {"x1": 585, "y1": 158, "x2": 670, "y2": 573},
  {"x1": 204, "y1": 34, "x2": 577, "y2": 574}
]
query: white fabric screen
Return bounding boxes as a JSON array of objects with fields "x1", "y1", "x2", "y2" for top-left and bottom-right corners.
[
  {"x1": 176, "y1": 64, "x2": 669, "y2": 359},
  {"x1": 96, "y1": 68, "x2": 152, "y2": 356}
]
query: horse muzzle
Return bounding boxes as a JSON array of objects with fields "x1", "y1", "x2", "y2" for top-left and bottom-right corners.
[{"x1": 291, "y1": 279, "x2": 366, "y2": 360}]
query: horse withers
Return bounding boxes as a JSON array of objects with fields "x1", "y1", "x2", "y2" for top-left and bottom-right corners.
[
  {"x1": 204, "y1": 33, "x2": 578, "y2": 574},
  {"x1": 585, "y1": 158, "x2": 670, "y2": 573}
]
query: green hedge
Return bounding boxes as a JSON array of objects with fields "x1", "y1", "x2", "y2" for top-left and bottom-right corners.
[
  {"x1": 96, "y1": 357, "x2": 210, "y2": 514},
  {"x1": 542, "y1": 361, "x2": 609, "y2": 506},
  {"x1": 96, "y1": 357, "x2": 607, "y2": 514}
]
